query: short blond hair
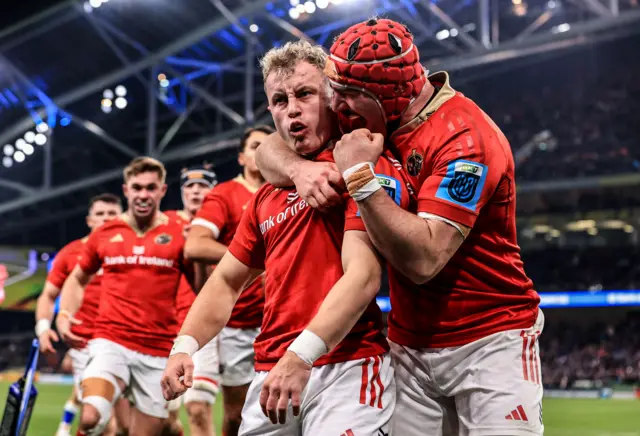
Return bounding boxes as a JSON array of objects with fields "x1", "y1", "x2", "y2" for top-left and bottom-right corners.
[
  {"x1": 259, "y1": 40, "x2": 327, "y2": 81},
  {"x1": 123, "y1": 156, "x2": 167, "y2": 183}
]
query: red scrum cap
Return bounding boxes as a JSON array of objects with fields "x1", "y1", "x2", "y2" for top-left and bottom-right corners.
[{"x1": 326, "y1": 18, "x2": 427, "y2": 125}]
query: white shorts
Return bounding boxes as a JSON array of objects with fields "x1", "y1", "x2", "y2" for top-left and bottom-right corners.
[
  {"x1": 68, "y1": 347, "x2": 90, "y2": 401},
  {"x1": 239, "y1": 354, "x2": 395, "y2": 436},
  {"x1": 391, "y1": 309, "x2": 545, "y2": 436},
  {"x1": 167, "y1": 337, "x2": 220, "y2": 412},
  {"x1": 84, "y1": 338, "x2": 169, "y2": 419},
  {"x1": 219, "y1": 327, "x2": 259, "y2": 387}
]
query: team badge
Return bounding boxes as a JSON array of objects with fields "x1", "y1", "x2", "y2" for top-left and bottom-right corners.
[
  {"x1": 406, "y1": 149, "x2": 423, "y2": 177},
  {"x1": 155, "y1": 233, "x2": 172, "y2": 245}
]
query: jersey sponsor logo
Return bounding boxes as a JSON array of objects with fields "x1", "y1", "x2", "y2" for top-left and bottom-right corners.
[
  {"x1": 259, "y1": 198, "x2": 308, "y2": 235},
  {"x1": 155, "y1": 233, "x2": 172, "y2": 245},
  {"x1": 133, "y1": 245, "x2": 145, "y2": 255},
  {"x1": 435, "y1": 159, "x2": 488, "y2": 212},
  {"x1": 104, "y1": 255, "x2": 174, "y2": 268},
  {"x1": 406, "y1": 149, "x2": 423, "y2": 177},
  {"x1": 286, "y1": 191, "x2": 299, "y2": 203}
]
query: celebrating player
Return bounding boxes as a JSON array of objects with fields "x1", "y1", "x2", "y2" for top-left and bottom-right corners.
[
  {"x1": 165, "y1": 164, "x2": 219, "y2": 436},
  {"x1": 255, "y1": 20, "x2": 544, "y2": 436},
  {"x1": 183, "y1": 125, "x2": 271, "y2": 436},
  {"x1": 162, "y1": 40, "x2": 411, "y2": 435},
  {"x1": 35, "y1": 193, "x2": 127, "y2": 436},
  {"x1": 57, "y1": 157, "x2": 200, "y2": 436}
]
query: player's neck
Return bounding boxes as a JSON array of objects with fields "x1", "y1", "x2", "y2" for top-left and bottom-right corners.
[
  {"x1": 181, "y1": 208, "x2": 194, "y2": 220},
  {"x1": 400, "y1": 81, "x2": 435, "y2": 127},
  {"x1": 242, "y1": 169, "x2": 265, "y2": 189},
  {"x1": 127, "y1": 210, "x2": 160, "y2": 233}
]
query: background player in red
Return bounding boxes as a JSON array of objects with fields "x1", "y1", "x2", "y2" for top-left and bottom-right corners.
[
  {"x1": 56, "y1": 157, "x2": 200, "y2": 436},
  {"x1": 165, "y1": 164, "x2": 220, "y2": 436},
  {"x1": 184, "y1": 125, "x2": 272, "y2": 436},
  {"x1": 255, "y1": 21, "x2": 543, "y2": 436},
  {"x1": 35, "y1": 193, "x2": 125, "y2": 436},
  {"x1": 161, "y1": 40, "x2": 403, "y2": 435}
]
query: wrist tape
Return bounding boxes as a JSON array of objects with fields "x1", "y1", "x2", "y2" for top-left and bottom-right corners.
[
  {"x1": 343, "y1": 162, "x2": 381, "y2": 202},
  {"x1": 287, "y1": 329, "x2": 328, "y2": 366},
  {"x1": 170, "y1": 335, "x2": 200, "y2": 357},
  {"x1": 35, "y1": 319, "x2": 51, "y2": 337}
]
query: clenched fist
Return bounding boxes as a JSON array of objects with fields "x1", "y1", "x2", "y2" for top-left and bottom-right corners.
[{"x1": 333, "y1": 129, "x2": 384, "y2": 174}]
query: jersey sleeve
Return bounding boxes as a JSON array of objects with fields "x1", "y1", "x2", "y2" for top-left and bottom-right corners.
[
  {"x1": 191, "y1": 187, "x2": 229, "y2": 240},
  {"x1": 227, "y1": 194, "x2": 265, "y2": 270},
  {"x1": 77, "y1": 231, "x2": 103, "y2": 275},
  {"x1": 417, "y1": 108, "x2": 508, "y2": 229},
  {"x1": 46, "y1": 244, "x2": 76, "y2": 289},
  {"x1": 344, "y1": 156, "x2": 410, "y2": 232}
]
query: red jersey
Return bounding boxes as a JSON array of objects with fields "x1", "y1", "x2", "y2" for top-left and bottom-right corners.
[
  {"x1": 77, "y1": 213, "x2": 191, "y2": 356},
  {"x1": 165, "y1": 210, "x2": 196, "y2": 328},
  {"x1": 192, "y1": 176, "x2": 264, "y2": 329},
  {"x1": 228, "y1": 150, "x2": 411, "y2": 370},
  {"x1": 47, "y1": 238, "x2": 102, "y2": 344},
  {"x1": 388, "y1": 71, "x2": 540, "y2": 348}
]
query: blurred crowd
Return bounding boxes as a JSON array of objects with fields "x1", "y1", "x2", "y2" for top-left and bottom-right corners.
[{"x1": 541, "y1": 312, "x2": 640, "y2": 388}]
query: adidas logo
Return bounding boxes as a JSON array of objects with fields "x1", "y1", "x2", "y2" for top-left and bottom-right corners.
[
  {"x1": 110, "y1": 234, "x2": 124, "y2": 243},
  {"x1": 505, "y1": 405, "x2": 529, "y2": 422}
]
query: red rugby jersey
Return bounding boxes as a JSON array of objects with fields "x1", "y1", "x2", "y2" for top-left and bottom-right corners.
[
  {"x1": 77, "y1": 213, "x2": 191, "y2": 356},
  {"x1": 192, "y1": 176, "x2": 264, "y2": 329},
  {"x1": 165, "y1": 210, "x2": 196, "y2": 328},
  {"x1": 47, "y1": 238, "x2": 102, "y2": 344},
  {"x1": 388, "y1": 72, "x2": 540, "y2": 348},
  {"x1": 228, "y1": 150, "x2": 411, "y2": 370}
]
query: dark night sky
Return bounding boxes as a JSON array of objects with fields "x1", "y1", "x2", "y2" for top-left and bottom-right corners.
[{"x1": 0, "y1": 0, "x2": 70, "y2": 34}]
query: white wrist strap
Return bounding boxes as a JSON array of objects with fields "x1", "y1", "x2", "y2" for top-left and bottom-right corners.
[
  {"x1": 35, "y1": 319, "x2": 51, "y2": 337},
  {"x1": 287, "y1": 329, "x2": 328, "y2": 366},
  {"x1": 343, "y1": 162, "x2": 382, "y2": 202},
  {"x1": 170, "y1": 335, "x2": 200, "y2": 357}
]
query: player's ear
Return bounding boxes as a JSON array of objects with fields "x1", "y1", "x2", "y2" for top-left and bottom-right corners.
[
  {"x1": 85, "y1": 215, "x2": 91, "y2": 228},
  {"x1": 160, "y1": 183, "x2": 168, "y2": 197},
  {"x1": 238, "y1": 152, "x2": 245, "y2": 167}
]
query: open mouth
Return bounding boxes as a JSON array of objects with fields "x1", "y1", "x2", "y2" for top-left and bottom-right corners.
[
  {"x1": 289, "y1": 121, "x2": 308, "y2": 138},
  {"x1": 337, "y1": 109, "x2": 367, "y2": 133},
  {"x1": 341, "y1": 108, "x2": 362, "y2": 120},
  {"x1": 134, "y1": 200, "x2": 152, "y2": 215}
]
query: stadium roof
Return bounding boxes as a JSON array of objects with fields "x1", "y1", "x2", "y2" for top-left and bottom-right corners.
[{"x1": 0, "y1": 0, "x2": 639, "y2": 246}]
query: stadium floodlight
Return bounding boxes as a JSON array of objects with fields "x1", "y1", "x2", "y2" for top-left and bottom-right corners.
[
  {"x1": 83, "y1": 2, "x2": 93, "y2": 13},
  {"x1": 2, "y1": 156, "x2": 12, "y2": 168},
  {"x1": 101, "y1": 105, "x2": 112, "y2": 114},
  {"x1": 331, "y1": 0, "x2": 343, "y2": 4},
  {"x1": 101, "y1": 98, "x2": 113, "y2": 108},
  {"x1": 436, "y1": 29, "x2": 450, "y2": 40},
  {"x1": 89, "y1": 0, "x2": 102, "y2": 8},
  {"x1": 22, "y1": 143, "x2": 34, "y2": 156},
  {"x1": 304, "y1": 1, "x2": 316, "y2": 13},
  {"x1": 547, "y1": 0, "x2": 557, "y2": 8},
  {"x1": 15, "y1": 139, "x2": 27, "y2": 151},
  {"x1": 289, "y1": 7, "x2": 300, "y2": 19},
  {"x1": 103, "y1": 89, "x2": 114, "y2": 100},
  {"x1": 115, "y1": 85, "x2": 127, "y2": 97},
  {"x1": 36, "y1": 123, "x2": 49, "y2": 134},
  {"x1": 296, "y1": 4, "x2": 305, "y2": 13},
  {"x1": 24, "y1": 131, "x2": 35, "y2": 143},
  {"x1": 554, "y1": 23, "x2": 571, "y2": 33},
  {"x1": 115, "y1": 97, "x2": 128, "y2": 109},
  {"x1": 316, "y1": 0, "x2": 329, "y2": 8},
  {"x1": 159, "y1": 79, "x2": 170, "y2": 88},
  {"x1": 158, "y1": 73, "x2": 167, "y2": 81},
  {"x1": 3, "y1": 144, "x2": 14, "y2": 156},
  {"x1": 34, "y1": 134, "x2": 47, "y2": 146},
  {"x1": 290, "y1": 0, "x2": 300, "y2": 5},
  {"x1": 249, "y1": 24, "x2": 259, "y2": 33},
  {"x1": 14, "y1": 151, "x2": 25, "y2": 163}
]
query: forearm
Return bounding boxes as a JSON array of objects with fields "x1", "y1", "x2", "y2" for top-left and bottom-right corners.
[
  {"x1": 59, "y1": 272, "x2": 89, "y2": 316},
  {"x1": 358, "y1": 190, "x2": 443, "y2": 283},
  {"x1": 306, "y1": 266, "x2": 380, "y2": 352},
  {"x1": 255, "y1": 133, "x2": 306, "y2": 187},
  {"x1": 184, "y1": 237, "x2": 228, "y2": 265},
  {"x1": 35, "y1": 282, "x2": 60, "y2": 322}
]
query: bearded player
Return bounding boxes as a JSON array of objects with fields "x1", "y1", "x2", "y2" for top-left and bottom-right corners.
[
  {"x1": 162, "y1": 40, "x2": 412, "y2": 436},
  {"x1": 57, "y1": 157, "x2": 200, "y2": 436},
  {"x1": 165, "y1": 165, "x2": 220, "y2": 436},
  {"x1": 35, "y1": 194, "x2": 127, "y2": 436},
  {"x1": 256, "y1": 20, "x2": 543, "y2": 436},
  {"x1": 183, "y1": 125, "x2": 272, "y2": 436}
]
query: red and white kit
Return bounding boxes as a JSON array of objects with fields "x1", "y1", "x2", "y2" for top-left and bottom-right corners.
[
  {"x1": 228, "y1": 150, "x2": 411, "y2": 436},
  {"x1": 47, "y1": 237, "x2": 102, "y2": 399},
  {"x1": 77, "y1": 214, "x2": 192, "y2": 418},
  {"x1": 166, "y1": 210, "x2": 220, "y2": 410},
  {"x1": 388, "y1": 73, "x2": 543, "y2": 436},
  {"x1": 191, "y1": 176, "x2": 265, "y2": 387}
]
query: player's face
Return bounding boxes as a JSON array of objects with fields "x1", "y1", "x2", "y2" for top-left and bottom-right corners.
[
  {"x1": 266, "y1": 61, "x2": 338, "y2": 156},
  {"x1": 238, "y1": 130, "x2": 268, "y2": 174},
  {"x1": 86, "y1": 201, "x2": 122, "y2": 231},
  {"x1": 330, "y1": 86, "x2": 386, "y2": 135},
  {"x1": 181, "y1": 182, "x2": 211, "y2": 215},
  {"x1": 123, "y1": 172, "x2": 167, "y2": 219}
]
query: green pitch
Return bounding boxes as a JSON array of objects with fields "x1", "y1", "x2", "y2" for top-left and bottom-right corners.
[{"x1": 1, "y1": 382, "x2": 640, "y2": 435}]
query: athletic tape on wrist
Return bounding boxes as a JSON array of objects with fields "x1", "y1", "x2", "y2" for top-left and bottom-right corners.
[
  {"x1": 35, "y1": 319, "x2": 51, "y2": 337},
  {"x1": 343, "y1": 162, "x2": 381, "y2": 202},
  {"x1": 287, "y1": 329, "x2": 328, "y2": 366},
  {"x1": 170, "y1": 335, "x2": 200, "y2": 357}
]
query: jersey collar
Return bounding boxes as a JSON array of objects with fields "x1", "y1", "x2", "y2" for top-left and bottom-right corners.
[
  {"x1": 233, "y1": 174, "x2": 260, "y2": 194},
  {"x1": 120, "y1": 212, "x2": 168, "y2": 236}
]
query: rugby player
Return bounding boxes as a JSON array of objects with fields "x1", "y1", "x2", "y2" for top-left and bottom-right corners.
[
  {"x1": 57, "y1": 157, "x2": 200, "y2": 436},
  {"x1": 255, "y1": 20, "x2": 543, "y2": 436},
  {"x1": 162, "y1": 40, "x2": 411, "y2": 435},
  {"x1": 183, "y1": 126, "x2": 272, "y2": 436},
  {"x1": 35, "y1": 194, "x2": 127, "y2": 436}
]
